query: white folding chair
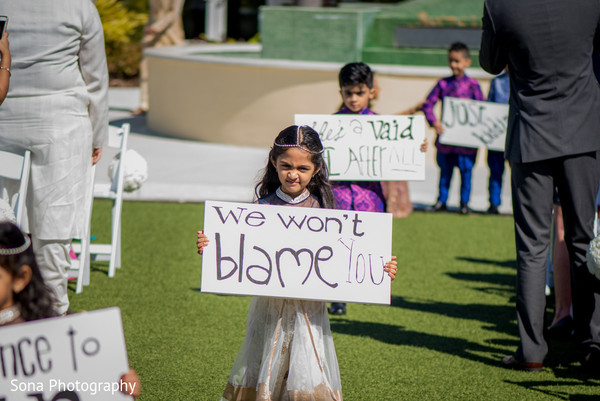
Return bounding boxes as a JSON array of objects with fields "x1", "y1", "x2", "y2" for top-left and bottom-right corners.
[
  {"x1": 91, "y1": 122, "x2": 129, "y2": 277},
  {"x1": 69, "y1": 166, "x2": 94, "y2": 293},
  {"x1": 70, "y1": 123, "x2": 130, "y2": 293},
  {"x1": 0, "y1": 149, "x2": 31, "y2": 227}
]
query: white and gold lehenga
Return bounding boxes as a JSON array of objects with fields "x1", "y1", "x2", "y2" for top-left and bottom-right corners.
[{"x1": 220, "y1": 190, "x2": 343, "y2": 401}]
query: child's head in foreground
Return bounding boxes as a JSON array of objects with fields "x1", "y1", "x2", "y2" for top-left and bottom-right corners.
[
  {"x1": 256, "y1": 125, "x2": 335, "y2": 208},
  {"x1": 447, "y1": 42, "x2": 472, "y2": 78},
  {"x1": 0, "y1": 222, "x2": 57, "y2": 321},
  {"x1": 338, "y1": 62, "x2": 375, "y2": 113}
]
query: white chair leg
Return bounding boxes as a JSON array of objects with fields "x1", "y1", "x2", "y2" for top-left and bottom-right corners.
[
  {"x1": 75, "y1": 238, "x2": 87, "y2": 294},
  {"x1": 116, "y1": 223, "x2": 121, "y2": 269},
  {"x1": 108, "y1": 196, "x2": 123, "y2": 278}
]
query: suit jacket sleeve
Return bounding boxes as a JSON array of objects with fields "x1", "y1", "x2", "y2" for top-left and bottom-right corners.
[
  {"x1": 479, "y1": 2, "x2": 507, "y2": 75},
  {"x1": 594, "y1": 16, "x2": 600, "y2": 55},
  {"x1": 79, "y1": 0, "x2": 109, "y2": 149}
]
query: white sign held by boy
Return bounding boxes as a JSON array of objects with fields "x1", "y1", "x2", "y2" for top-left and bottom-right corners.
[
  {"x1": 438, "y1": 97, "x2": 509, "y2": 151},
  {"x1": 201, "y1": 200, "x2": 393, "y2": 305},
  {"x1": 294, "y1": 114, "x2": 426, "y2": 181},
  {"x1": 0, "y1": 307, "x2": 135, "y2": 400}
]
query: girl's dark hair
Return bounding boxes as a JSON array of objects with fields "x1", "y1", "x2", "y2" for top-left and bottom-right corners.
[
  {"x1": 0, "y1": 222, "x2": 58, "y2": 321},
  {"x1": 255, "y1": 125, "x2": 336, "y2": 209},
  {"x1": 338, "y1": 62, "x2": 374, "y2": 89}
]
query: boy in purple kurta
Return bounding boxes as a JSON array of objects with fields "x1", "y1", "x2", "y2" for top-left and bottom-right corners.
[
  {"x1": 331, "y1": 62, "x2": 387, "y2": 215},
  {"x1": 422, "y1": 42, "x2": 485, "y2": 214},
  {"x1": 328, "y1": 62, "x2": 386, "y2": 315}
]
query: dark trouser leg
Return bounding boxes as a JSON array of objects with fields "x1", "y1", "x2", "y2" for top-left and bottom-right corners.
[
  {"x1": 457, "y1": 152, "x2": 477, "y2": 205},
  {"x1": 436, "y1": 152, "x2": 455, "y2": 205},
  {"x1": 554, "y1": 152, "x2": 600, "y2": 352},
  {"x1": 488, "y1": 150, "x2": 506, "y2": 206},
  {"x1": 511, "y1": 160, "x2": 554, "y2": 363}
]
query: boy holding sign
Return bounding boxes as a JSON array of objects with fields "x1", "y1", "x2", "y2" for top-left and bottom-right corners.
[
  {"x1": 197, "y1": 125, "x2": 397, "y2": 400},
  {"x1": 422, "y1": 42, "x2": 485, "y2": 214},
  {"x1": 332, "y1": 62, "x2": 387, "y2": 215},
  {"x1": 329, "y1": 62, "x2": 385, "y2": 315}
]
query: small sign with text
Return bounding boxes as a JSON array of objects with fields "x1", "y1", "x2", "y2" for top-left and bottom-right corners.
[
  {"x1": 294, "y1": 114, "x2": 426, "y2": 181},
  {"x1": 0, "y1": 307, "x2": 133, "y2": 401},
  {"x1": 438, "y1": 97, "x2": 509, "y2": 151}
]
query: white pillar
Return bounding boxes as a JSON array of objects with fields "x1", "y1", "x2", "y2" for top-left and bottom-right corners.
[{"x1": 206, "y1": 0, "x2": 227, "y2": 42}]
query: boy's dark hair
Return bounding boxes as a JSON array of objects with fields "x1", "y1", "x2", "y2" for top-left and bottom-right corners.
[
  {"x1": 338, "y1": 62, "x2": 374, "y2": 89},
  {"x1": 255, "y1": 125, "x2": 335, "y2": 209},
  {"x1": 0, "y1": 222, "x2": 58, "y2": 321},
  {"x1": 449, "y1": 42, "x2": 470, "y2": 59}
]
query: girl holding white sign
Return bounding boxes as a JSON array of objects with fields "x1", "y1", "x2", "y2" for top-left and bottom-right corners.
[
  {"x1": 197, "y1": 125, "x2": 397, "y2": 401},
  {"x1": 0, "y1": 222, "x2": 142, "y2": 399}
]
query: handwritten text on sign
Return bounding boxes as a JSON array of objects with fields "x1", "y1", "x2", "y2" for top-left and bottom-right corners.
[
  {"x1": 294, "y1": 114, "x2": 426, "y2": 181},
  {"x1": 439, "y1": 97, "x2": 509, "y2": 152},
  {"x1": 0, "y1": 307, "x2": 133, "y2": 401},
  {"x1": 201, "y1": 200, "x2": 392, "y2": 304}
]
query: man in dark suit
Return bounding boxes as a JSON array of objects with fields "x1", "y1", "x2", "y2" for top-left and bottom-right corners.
[{"x1": 480, "y1": 0, "x2": 600, "y2": 371}]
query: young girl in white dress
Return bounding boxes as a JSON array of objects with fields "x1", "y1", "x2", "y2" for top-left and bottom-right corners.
[{"x1": 197, "y1": 125, "x2": 397, "y2": 401}]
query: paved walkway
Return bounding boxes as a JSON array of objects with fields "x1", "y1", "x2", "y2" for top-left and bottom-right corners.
[{"x1": 105, "y1": 87, "x2": 513, "y2": 214}]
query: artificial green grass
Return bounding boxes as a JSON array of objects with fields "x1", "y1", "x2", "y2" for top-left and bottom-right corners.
[{"x1": 70, "y1": 200, "x2": 600, "y2": 400}]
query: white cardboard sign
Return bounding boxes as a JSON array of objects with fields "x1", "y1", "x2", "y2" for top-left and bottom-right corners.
[
  {"x1": 201, "y1": 200, "x2": 393, "y2": 305},
  {"x1": 294, "y1": 114, "x2": 426, "y2": 181},
  {"x1": 0, "y1": 307, "x2": 134, "y2": 401},
  {"x1": 438, "y1": 97, "x2": 509, "y2": 151}
]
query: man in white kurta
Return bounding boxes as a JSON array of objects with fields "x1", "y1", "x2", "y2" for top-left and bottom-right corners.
[{"x1": 0, "y1": 0, "x2": 109, "y2": 314}]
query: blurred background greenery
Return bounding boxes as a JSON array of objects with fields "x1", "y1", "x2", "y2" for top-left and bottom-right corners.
[{"x1": 96, "y1": 0, "x2": 148, "y2": 83}]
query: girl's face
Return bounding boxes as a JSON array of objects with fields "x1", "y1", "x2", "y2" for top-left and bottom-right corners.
[
  {"x1": 272, "y1": 147, "x2": 319, "y2": 198},
  {"x1": 0, "y1": 266, "x2": 15, "y2": 310},
  {"x1": 0, "y1": 264, "x2": 30, "y2": 311}
]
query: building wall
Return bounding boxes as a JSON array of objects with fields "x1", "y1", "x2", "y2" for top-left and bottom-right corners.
[{"x1": 146, "y1": 44, "x2": 492, "y2": 165}]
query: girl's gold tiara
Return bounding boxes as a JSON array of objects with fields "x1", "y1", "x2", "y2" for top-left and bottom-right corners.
[
  {"x1": 0, "y1": 235, "x2": 31, "y2": 255},
  {"x1": 273, "y1": 125, "x2": 324, "y2": 154}
]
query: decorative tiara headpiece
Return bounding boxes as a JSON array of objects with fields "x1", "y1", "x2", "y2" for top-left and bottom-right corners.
[
  {"x1": 0, "y1": 235, "x2": 31, "y2": 256},
  {"x1": 273, "y1": 125, "x2": 324, "y2": 154}
]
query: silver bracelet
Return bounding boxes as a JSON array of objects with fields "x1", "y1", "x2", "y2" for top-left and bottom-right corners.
[{"x1": 0, "y1": 66, "x2": 11, "y2": 76}]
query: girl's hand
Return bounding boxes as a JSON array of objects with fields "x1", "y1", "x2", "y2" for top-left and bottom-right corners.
[
  {"x1": 119, "y1": 369, "x2": 141, "y2": 398},
  {"x1": 384, "y1": 256, "x2": 398, "y2": 280},
  {"x1": 433, "y1": 121, "x2": 444, "y2": 135},
  {"x1": 197, "y1": 231, "x2": 209, "y2": 255},
  {"x1": 420, "y1": 138, "x2": 428, "y2": 153}
]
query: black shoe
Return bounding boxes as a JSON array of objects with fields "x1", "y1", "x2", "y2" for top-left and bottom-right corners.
[
  {"x1": 426, "y1": 201, "x2": 447, "y2": 212},
  {"x1": 487, "y1": 205, "x2": 500, "y2": 215},
  {"x1": 546, "y1": 315, "x2": 574, "y2": 342},
  {"x1": 501, "y1": 355, "x2": 543, "y2": 371},
  {"x1": 328, "y1": 303, "x2": 346, "y2": 315},
  {"x1": 581, "y1": 347, "x2": 600, "y2": 373},
  {"x1": 459, "y1": 203, "x2": 470, "y2": 215}
]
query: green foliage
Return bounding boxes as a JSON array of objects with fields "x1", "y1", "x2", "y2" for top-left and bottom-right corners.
[
  {"x1": 71, "y1": 202, "x2": 600, "y2": 400},
  {"x1": 95, "y1": 0, "x2": 148, "y2": 79},
  {"x1": 120, "y1": 0, "x2": 149, "y2": 14}
]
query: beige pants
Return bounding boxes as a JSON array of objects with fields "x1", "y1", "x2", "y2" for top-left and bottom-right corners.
[{"x1": 32, "y1": 237, "x2": 71, "y2": 314}]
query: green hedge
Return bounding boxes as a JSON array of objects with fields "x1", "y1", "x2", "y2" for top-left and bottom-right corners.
[{"x1": 96, "y1": 0, "x2": 148, "y2": 80}]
